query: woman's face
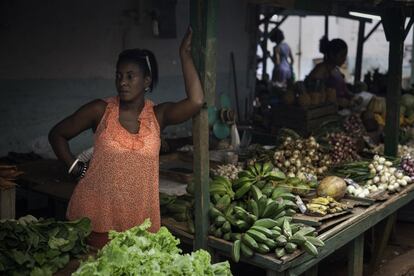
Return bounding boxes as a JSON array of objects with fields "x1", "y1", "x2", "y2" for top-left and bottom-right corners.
[
  {"x1": 332, "y1": 48, "x2": 347, "y2": 66},
  {"x1": 115, "y1": 62, "x2": 150, "y2": 102}
]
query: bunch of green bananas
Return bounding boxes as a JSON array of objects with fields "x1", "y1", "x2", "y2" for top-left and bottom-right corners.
[
  {"x1": 162, "y1": 194, "x2": 195, "y2": 233},
  {"x1": 231, "y1": 217, "x2": 324, "y2": 262},
  {"x1": 209, "y1": 176, "x2": 235, "y2": 199},
  {"x1": 273, "y1": 219, "x2": 324, "y2": 259},
  {"x1": 275, "y1": 177, "x2": 317, "y2": 196},
  {"x1": 233, "y1": 162, "x2": 286, "y2": 199},
  {"x1": 209, "y1": 204, "x2": 236, "y2": 240}
]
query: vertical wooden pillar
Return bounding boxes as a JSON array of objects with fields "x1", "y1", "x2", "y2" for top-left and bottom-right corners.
[
  {"x1": 382, "y1": 9, "x2": 405, "y2": 157},
  {"x1": 411, "y1": 28, "x2": 414, "y2": 86},
  {"x1": 348, "y1": 234, "x2": 364, "y2": 276},
  {"x1": 324, "y1": 15, "x2": 329, "y2": 38},
  {"x1": 0, "y1": 188, "x2": 16, "y2": 219},
  {"x1": 263, "y1": 17, "x2": 270, "y2": 80},
  {"x1": 190, "y1": 0, "x2": 218, "y2": 250},
  {"x1": 354, "y1": 20, "x2": 365, "y2": 84}
]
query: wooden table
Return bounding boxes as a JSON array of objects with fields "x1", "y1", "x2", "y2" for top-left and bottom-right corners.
[
  {"x1": 15, "y1": 159, "x2": 414, "y2": 275},
  {"x1": 162, "y1": 184, "x2": 414, "y2": 276}
]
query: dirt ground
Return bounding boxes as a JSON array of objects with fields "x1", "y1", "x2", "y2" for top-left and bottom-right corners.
[{"x1": 372, "y1": 221, "x2": 414, "y2": 276}]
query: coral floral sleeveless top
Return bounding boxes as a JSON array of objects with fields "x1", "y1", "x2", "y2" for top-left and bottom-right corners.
[{"x1": 67, "y1": 96, "x2": 161, "y2": 233}]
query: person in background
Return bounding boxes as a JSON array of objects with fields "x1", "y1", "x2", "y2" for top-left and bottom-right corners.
[
  {"x1": 48, "y1": 27, "x2": 203, "y2": 248},
  {"x1": 269, "y1": 28, "x2": 294, "y2": 87},
  {"x1": 307, "y1": 38, "x2": 353, "y2": 107}
]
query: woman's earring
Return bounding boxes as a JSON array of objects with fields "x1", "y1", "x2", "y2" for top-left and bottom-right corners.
[{"x1": 145, "y1": 87, "x2": 150, "y2": 93}]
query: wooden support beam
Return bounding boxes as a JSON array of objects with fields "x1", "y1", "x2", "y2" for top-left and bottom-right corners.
[
  {"x1": 0, "y1": 188, "x2": 15, "y2": 219},
  {"x1": 262, "y1": 18, "x2": 270, "y2": 80},
  {"x1": 190, "y1": 0, "x2": 218, "y2": 250},
  {"x1": 324, "y1": 15, "x2": 329, "y2": 38},
  {"x1": 382, "y1": 9, "x2": 405, "y2": 157},
  {"x1": 354, "y1": 20, "x2": 365, "y2": 84},
  {"x1": 274, "y1": 15, "x2": 288, "y2": 29},
  {"x1": 369, "y1": 213, "x2": 397, "y2": 273},
  {"x1": 363, "y1": 21, "x2": 381, "y2": 43},
  {"x1": 348, "y1": 234, "x2": 364, "y2": 276},
  {"x1": 304, "y1": 265, "x2": 318, "y2": 276},
  {"x1": 404, "y1": 17, "x2": 414, "y2": 40}
]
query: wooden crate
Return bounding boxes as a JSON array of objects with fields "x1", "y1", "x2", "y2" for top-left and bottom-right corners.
[{"x1": 272, "y1": 104, "x2": 338, "y2": 136}]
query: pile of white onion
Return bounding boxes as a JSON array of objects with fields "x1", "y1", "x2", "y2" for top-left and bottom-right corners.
[
  {"x1": 367, "y1": 155, "x2": 412, "y2": 192},
  {"x1": 347, "y1": 155, "x2": 412, "y2": 198}
]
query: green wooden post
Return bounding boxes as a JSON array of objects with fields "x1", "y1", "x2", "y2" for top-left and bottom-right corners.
[
  {"x1": 354, "y1": 20, "x2": 365, "y2": 84},
  {"x1": 190, "y1": 0, "x2": 218, "y2": 250},
  {"x1": 382, "y1": 9, "x2": 405, "y2": 156},
  {"x1": 348, "y1": 234, "x2": 364, "y2": 276},
  {"x1": 304, "y1": 265, "x2": 318, "y2": 276},
  {"x1": 369, "y1": 213, "x2": 397, "y2": 273}
]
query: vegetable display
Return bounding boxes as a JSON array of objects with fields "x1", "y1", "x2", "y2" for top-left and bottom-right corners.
[
  {"x1": 306, "y1": 196, "x2": 350, "y2": 216},
  {"x1": 317, "y1": 176, "x2": 347, "y2": 200},
  {"x1": 0, "y1": 215, "x2": 91, "y2": 276},
  {"x1": 362, "y1": 155, "x2": 411, "y2": 194},
  {"x1": 273, "y1": 136, "x2": 331, "y2": 178},
  {"x1": 74, "y1": 219, "x2": 231, "y2": 276},
  {"x1": 211, "y1": 164, "x2": 243, "y2": 181},
  {"x1": 207, "y1": 162, "x2": 325, "y2": 260},
  {"x1": 343, "y1": 115, "x2": 366, "y2": 139},
  {"x1": 401, "y1": 156, "x2": 414, "y2": 179},
  {"x1": 160, "y1": 193, "x2": 195, "y2": 233},
  {"x1": 326, "y1": 132, "x2": 360, "y2": 165}
]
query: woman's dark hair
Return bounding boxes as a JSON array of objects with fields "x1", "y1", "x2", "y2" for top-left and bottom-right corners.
[
  {"x1": 116, "y1": 48, "x2": 159, "y2": 91},
  {"x1": 269, "y1": 28, "x2": 285, "y2": 44},
  {"x1": 320, "y1": 38, "x2": 347, "y2": 58}
]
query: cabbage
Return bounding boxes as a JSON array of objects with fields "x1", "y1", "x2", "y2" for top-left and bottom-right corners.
[{"x1": 73, "y1": 219, "x2": 232, "y2": 276}]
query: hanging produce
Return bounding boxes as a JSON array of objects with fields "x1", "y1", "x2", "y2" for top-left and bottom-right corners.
[{"x1": 273, "y1": 136, "x2": 331, "y2": 178}]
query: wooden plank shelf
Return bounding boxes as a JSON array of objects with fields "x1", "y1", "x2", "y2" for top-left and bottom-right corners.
[{"x1": 162, "y1": 184, "x2": 414, "y2": 275}]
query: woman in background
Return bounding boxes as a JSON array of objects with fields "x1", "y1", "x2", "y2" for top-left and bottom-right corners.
[{"x1": 269, "y1": 28, "x2": 294, "y2": 87}]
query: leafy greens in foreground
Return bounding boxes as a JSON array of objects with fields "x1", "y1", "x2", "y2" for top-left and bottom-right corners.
[
  {"x1": 74, "y1": 219, "x2": 232, "y2": 276},
  {"x1": 0, "y1": 215, "x2": 91, "y2": 276}
]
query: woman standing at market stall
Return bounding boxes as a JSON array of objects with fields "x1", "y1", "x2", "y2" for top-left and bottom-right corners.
[
  {"x1": 306, "y1": 38, "x2": 353, "y2": 107},
  {"x1": 48, "y1": 27, "x2": 203, "y2": 248},
  {"x1": 269, "y1": 28, "x2": 294, "y2": 87}
]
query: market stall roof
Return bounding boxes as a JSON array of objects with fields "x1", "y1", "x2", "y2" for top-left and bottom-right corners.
[{"x1": 249, "y1": 0, "x2": 414, "y2": 17}]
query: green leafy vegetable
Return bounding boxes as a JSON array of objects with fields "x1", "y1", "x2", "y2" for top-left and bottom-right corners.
[
  {"x1": 74, "y1": 219, "x2": 232, "y2": 276},
  {"x1": 0, "y1": 215, "x2": 91, "y2": 276}
]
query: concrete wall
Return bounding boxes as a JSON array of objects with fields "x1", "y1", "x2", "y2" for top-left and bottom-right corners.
[{"x1": 0, "y1": 0, "x2": 252, "y2": 157}]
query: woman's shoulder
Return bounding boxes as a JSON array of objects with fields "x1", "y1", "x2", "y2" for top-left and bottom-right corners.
[
  {"x1": 78, "y1": 99, "x2": 108, "y2": 121},
  {"x1": 87, "y1": 99, "x2": 108, "y2": 111},
  {"x1": 308, "y1": 63, "x2": 328, "y2": 79}
]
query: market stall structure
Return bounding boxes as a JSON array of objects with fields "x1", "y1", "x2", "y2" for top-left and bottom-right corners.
[
  {"x1": 186, "y1": 0, "x2": 414, "y2": 275},
  {"x1": 2, "y1": 0, "x2": 414, "y2": 275}
]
